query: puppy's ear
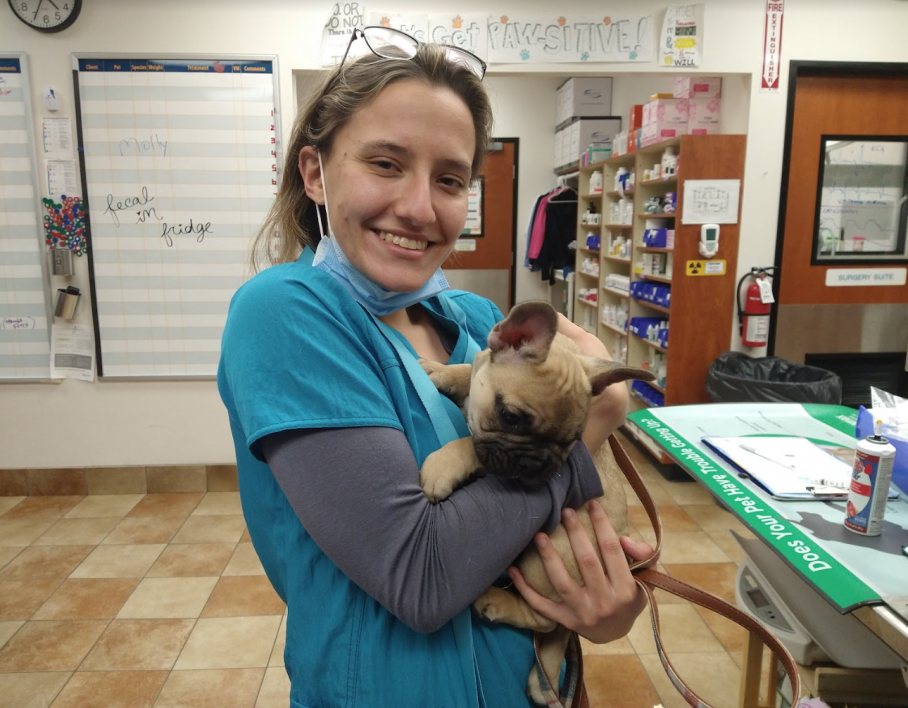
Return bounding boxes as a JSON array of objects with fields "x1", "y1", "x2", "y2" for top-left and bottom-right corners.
[
  {"x1": 488, "y1": 301, "x2": 559, "y2": 360},
  {"x1": 580, "y1": 358, "x2": 656, "y2": 397}
]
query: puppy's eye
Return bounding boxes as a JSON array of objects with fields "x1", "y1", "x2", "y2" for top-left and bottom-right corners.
[{"x1": 499, "y1": 408, "x2": 524, "y2": 427}]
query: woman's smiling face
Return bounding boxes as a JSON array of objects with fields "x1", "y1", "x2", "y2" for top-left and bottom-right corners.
[{"x1": 300, "y1": 78, "x2": 476, "y2": 293}]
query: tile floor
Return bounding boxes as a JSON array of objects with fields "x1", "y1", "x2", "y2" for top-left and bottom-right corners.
[{"x1": 0, "y1": 431, "x2": 760, "y2": 708}]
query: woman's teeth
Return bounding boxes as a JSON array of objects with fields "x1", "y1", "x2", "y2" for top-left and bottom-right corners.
[{"x1": 378, "y1": 231, "x2": 427, "y2": 251}]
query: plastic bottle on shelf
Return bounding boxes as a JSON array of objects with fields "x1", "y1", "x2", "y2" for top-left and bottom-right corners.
[
  {"x1": 623, "y1": 199, "x2": 634, "y2": 224},
  {"x1": 615, "y1": 167, "x2": 628, "y2": 192},
  {"x1": 589, "y1": 170, "x2": 603, "y2": 193},
  {"x1": 661, "y1": 146, "x2": 678, "y2": 177}
]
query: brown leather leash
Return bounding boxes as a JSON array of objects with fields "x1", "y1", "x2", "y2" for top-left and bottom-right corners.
[{"x1": 533, "y1": 435, "x2": 801, "y2": 708}]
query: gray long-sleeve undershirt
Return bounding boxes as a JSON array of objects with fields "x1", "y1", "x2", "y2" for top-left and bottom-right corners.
[{"x1": 262, "y1": 426, "x2": 603, "y2": 634}]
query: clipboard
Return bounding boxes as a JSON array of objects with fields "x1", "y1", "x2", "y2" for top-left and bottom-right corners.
[{"x1": 701, "y1": 436, "x2": 900, "y2": 501}]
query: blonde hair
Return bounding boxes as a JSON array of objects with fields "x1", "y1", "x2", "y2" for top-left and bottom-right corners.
[{"x1": 251, "y1": 45, "x2": 493, "y2": 271}]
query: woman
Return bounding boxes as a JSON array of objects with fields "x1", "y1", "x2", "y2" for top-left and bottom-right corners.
[{"x1": 218, "y1": 27, "x2": 652, "y2": 708}]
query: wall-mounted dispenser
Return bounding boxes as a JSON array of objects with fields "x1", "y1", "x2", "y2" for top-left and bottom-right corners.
[
  {"x1": 54, "y1": 286, "x2": 81, "y2": 320},
  {"x1": 49, "y1": 248, "x2": 74, "y2": 277}
]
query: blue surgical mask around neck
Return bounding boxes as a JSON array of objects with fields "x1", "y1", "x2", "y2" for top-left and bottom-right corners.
[{"x1": 310, "y1": 151, "x2": 449, "y2": 317}]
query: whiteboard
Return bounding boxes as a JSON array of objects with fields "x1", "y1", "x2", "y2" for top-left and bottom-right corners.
[
  {"x1": 72, "y1": 56, "x2": 282, "y2": 378},
  {"x1": 0, "y1": 53, "x2": 52, "y2": 381}
]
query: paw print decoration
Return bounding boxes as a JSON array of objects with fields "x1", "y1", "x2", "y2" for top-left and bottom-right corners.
[{"x1": 520, "y1": 49, "x2": 530, "y2": 60}]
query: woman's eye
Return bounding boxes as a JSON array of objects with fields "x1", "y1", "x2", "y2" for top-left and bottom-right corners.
[{"x1": 439, "y1": 176, "x2": 466, "y2": 190}]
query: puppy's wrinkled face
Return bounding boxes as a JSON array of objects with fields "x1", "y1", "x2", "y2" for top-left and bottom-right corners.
[{"x1": 466, "y1": 334, "x2": 591, "y2": 487}]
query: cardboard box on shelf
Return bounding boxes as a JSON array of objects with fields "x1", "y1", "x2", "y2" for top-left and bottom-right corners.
[
  {"x1": 556, "y1": 77, "x2": 613, "y2": 127},
  {"x1": 559, "y1": 116, "x2": 622, "y2": 168},
  {"x1": 628, "y1": 104, "x2": 644, "y2": 132},
  {"x1": 674, "y1": 76, "x2": 722, "y2": 99},
  {"x1": 688, "y1": 97, "x2": 721, "y2": 135},
  {"x1": 554, "y1": 129, "x2": 564, "y2": 170},
  {"x1": 641, "y1": 121, "x2": 687, "y2": 147},
  {"x1": 643, "y1": 98, "x2": 689, "y2": 126}
]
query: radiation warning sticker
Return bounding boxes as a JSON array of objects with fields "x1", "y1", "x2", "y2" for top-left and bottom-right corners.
[{"x1": 686, "y1": 260, "x2": 726, "y2": 276}]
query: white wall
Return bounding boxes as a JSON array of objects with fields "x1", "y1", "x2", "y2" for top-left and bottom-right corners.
[{"x1": 2, "y1": 0, "x2": 908, "y2": 468}]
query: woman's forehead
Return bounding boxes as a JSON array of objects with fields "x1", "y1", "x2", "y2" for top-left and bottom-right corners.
[{"x1": 337, "y1": 80, "x2": 476, "y2": 163}]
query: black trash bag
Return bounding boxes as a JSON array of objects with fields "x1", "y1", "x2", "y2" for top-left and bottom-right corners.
[{"x1": 706, "y1": 351, "x2": 842, "y2": 405}]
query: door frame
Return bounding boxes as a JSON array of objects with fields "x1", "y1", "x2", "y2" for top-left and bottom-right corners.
[
  {"x1": 489, "y1": 136, "x2": 520, "y2": 310},
  {"x1": 768, "y1": 60, "x2": 908, "y2": 354}
]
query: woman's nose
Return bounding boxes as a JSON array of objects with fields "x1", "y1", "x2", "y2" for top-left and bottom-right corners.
[{"x1": 393, "y1": 175, "x2": 436, "y2": 227}]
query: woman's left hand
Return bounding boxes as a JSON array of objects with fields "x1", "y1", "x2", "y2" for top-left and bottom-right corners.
[{"x1": 507, "y1": 500, "x2": 655, "y2": 645}]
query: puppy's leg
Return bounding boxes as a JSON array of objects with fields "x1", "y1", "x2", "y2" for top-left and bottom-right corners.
[
  {"x1": 473, "y1": 587, "x2": 557, "y2": 632},
  {"x1": 419, "y1": 437, "x2": 483, "y2": 502},
  {"x1": 418, "y1": 360, "x2": 472, "y2": 408},
  {"x1": 527, "y1": 625, "x2": 572, "y2": 705}
]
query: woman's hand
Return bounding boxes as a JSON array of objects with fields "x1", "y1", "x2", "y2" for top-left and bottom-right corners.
[
  {"x1": 555, "y1": 314, "x2": 629, "y2": 453},
  {"x1": 508, "y1": 500, "x2": 655, "y2": 645}
]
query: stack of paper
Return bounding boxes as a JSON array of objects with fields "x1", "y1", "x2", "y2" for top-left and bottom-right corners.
[{"x1": 701, "y1": 436, "x2": 870, "y2": 500}]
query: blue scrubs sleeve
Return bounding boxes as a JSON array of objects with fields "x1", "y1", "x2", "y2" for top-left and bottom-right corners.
[{"x1": 219, "y1": 265, "x2": 402, "y2": 460}]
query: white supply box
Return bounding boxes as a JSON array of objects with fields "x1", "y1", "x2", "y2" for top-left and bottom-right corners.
[
  {"x1": 674, "y1": 76, "x2": 722, "y2": 99},
  {"x1": 643, "y1": 98, "x2": 689, "y2": 126},
  {"x1": 687, "y1": 97, "x2": 722, "y2": 135},
  {"x1": 556, "y1": 116, "x2": 622, "y2": 171},
  {"x1": 556, "y1": 77, "x2": 613, "y2": 128},
  {"x1": 554, "y1": 130, "x2": 564, "y2": 171}
]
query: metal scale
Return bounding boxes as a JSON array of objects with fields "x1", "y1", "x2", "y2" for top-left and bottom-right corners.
[{"x1": 732, "y1": 530, "x2": 902, "y2": 670}]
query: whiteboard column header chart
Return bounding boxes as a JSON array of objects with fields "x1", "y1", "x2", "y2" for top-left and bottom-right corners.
[
  {"x1": 73, "y1": 56, "x2": 281, "y2": 378},
  {"x1": 1, "y1": 54, "x2": 52, "y2": 381}
]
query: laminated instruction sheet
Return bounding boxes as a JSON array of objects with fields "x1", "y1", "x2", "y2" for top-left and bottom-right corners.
[{"x1": 627, "y1": 404, "x2": 908, "y2": 613}]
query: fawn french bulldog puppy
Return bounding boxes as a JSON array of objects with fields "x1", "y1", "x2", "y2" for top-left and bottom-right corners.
[{"x1": 419, "y1": 300, "x2": 655, "y2": 703}]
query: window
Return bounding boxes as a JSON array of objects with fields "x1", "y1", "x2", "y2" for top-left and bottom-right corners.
[{"x1": 813, "y1": 136, "x2": 908, "y2": 263}]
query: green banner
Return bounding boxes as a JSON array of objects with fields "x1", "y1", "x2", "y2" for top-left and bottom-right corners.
[
  {"x1": 803, "y1": 404, "x2": 859, "y2": 438},
  {"x1": 628, "y1": 409, "x2": 880, "y2": 612}
]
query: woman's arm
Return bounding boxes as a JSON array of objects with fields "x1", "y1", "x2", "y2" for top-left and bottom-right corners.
[{"x1": 262, "y1": 425, "x2": 603, "y2": 634}]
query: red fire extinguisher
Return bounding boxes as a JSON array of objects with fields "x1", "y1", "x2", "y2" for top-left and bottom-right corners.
[{"x1": 737, "y1": 268, "x2": 776, "y2": 347}]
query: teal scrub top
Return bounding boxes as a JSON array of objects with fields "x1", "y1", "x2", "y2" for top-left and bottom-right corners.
[{"x1": 217, "y1": 249, "x2": 541, "y2": 708}]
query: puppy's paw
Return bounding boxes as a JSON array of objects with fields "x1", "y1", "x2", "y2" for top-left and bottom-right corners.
[
  {"x1": 419, "y1": 467, "x2": 456, "y2": 503},
  {"x1": 474, "y1": 591, "x2": 508, "y2": 624},
  {"x1": 526, "y1": 669, "x2": 549, "y2": 706},
  {"x1": 419, "y1": 359, "x2": 457, "y2": 398},
  {"x1": 418, "y1": 358, "x2": 445, "y2": 381}
]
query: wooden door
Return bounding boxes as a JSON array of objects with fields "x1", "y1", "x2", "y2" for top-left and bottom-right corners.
[
  {"x1": 778, "y1": 70, "x2": 908, "y2": 305},
  {"x1": 442, "y1": 139, "x2": 517, "y2": 312},
  {"x1": 771, "y1": 63, "x2": 908, "y2": 361}
]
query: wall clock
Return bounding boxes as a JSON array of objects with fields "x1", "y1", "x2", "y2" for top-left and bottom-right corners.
[{"x1": 8, "y1": 0, "x2": 82, "y2": 33}]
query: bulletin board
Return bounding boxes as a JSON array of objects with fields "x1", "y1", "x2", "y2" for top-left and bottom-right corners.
[
  {"x1": 72, "y1": 55, "x2": 282, "y2": 378},
  {"x1": 0, "y1": 53, "x2": 53, "y2": 381}
]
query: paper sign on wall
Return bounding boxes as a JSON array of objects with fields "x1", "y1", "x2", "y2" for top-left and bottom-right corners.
[
  {"x1": 41, "y1": 116, "x2": 72, "y2": 157},
  {"x1": 659, "y1": 4, "x2": 703, "y2": 67},
  {"x1": 681, "y1": 179, "x2": 741, "y2": 224},
  {"x1": 368, "y1": 12, "x2": 429, "y2": 42},
  {"x1": 429, "y1": 14, "x2": 488, "y2": 60},
  {"x1": 761, "y1": 0, "x2": 784, "y2": 91},
  {"x1": 321, "y1": 3, "x2": 365, "y2": 66},
  {"x1": 486, "y1": 14, "x2": 653, "y2": 64}
]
